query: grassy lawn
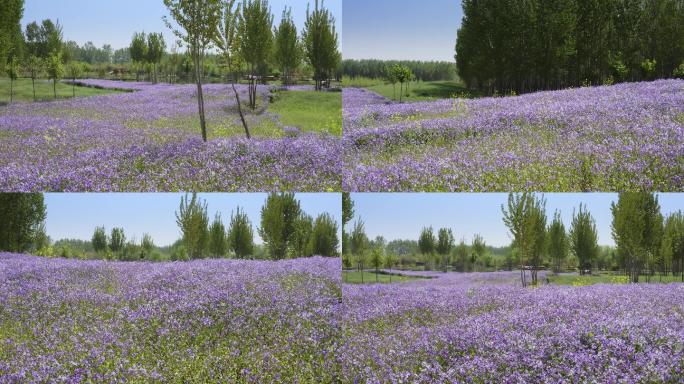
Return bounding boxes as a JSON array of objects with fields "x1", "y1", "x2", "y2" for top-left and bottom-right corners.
[
  {"x1": 267, "y1": 90, "x2": 342, "y2": 135},
  {"x1": 343, "y1": 270, "x2": 429, "y2": 284},
  {"x1": 548, "y1": 273, "x2": 684, "y2": 286},
  {"x1": 367, "y1": 80, "x2": 474, "y2": 102},
  {"x1": 0, "y1": 78, "x2": 120, "y2": 103}
]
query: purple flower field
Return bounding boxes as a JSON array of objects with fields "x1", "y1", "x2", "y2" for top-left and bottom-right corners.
[
  {"x1": 0, "y1": 80, "x2": 341, "y2": 192},
  {"x1": 343, "y1": 80, "x2": 684, "y2": 191},
  {"x1": 0, "y1": 253, "x2": 341, "y2": 383},
  {"x1": 340, "y1": 272, "x2": 684, "y2": 383}
]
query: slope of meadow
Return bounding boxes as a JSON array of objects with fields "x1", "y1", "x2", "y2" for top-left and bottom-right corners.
[
  {"x1": 0, "y1": 253, "x2": 341, "y2": 383},
  {"x1": 343, "y1": 80, "x2": 684, "y2": 191},
  {"x1": 0, "y1": 80, "x2": 341, "y2": 192},
  {"x1": 340, "y1": 272, "x2": 684, "y2": 383}
]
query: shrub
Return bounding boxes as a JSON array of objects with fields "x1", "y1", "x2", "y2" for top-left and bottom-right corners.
[{"x1": 673, "y1": 62, "x2": 684, "y2": 79}]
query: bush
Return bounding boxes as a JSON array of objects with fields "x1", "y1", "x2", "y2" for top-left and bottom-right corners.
[
  {"x1": 673, "y1": 62, "x2": 684, "y2": 79},
  {"x1": 640, "y1": 59, "x2": 657, "y2": 80}
]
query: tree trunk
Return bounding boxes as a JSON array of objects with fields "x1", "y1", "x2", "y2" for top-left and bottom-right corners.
[
  {"x1": 32, "y1": 77, "x2": 36, "y2": 101},
  {"x1": 9, "y1": 78, "x2": 13, "y2": 103},
  {"x1": 53, "y1": 80, "x2": 57, "y2": 100},
  {"x1": 194, "y1": 56, "x2": 208, "y2": 142},
  {"x1": 230, "y1": 75, "x2": 250, "y2": 139}
]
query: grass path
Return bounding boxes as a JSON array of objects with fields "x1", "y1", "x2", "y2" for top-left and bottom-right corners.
[
  {"x1": 0, "y1": 78, "x2": 120, "y2": 102},
  {"x1": 343, "y1": 270, "x2": 430, "y2": 284}
]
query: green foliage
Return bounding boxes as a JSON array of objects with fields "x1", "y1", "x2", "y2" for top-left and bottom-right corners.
[
  {"x1": 208, "y1": 213, "x2": 227, "y2": 258},
  {"x1": 259, "y1": 193, "x2": 301, "y2": 260},
  {"x1": 370, "y1": 246, "x2": 383, "y2": 274},
  {"x1": 661, "y1": 211, "x2": 684, "y2": 280},
  {"x1": 5, "y1": 56, "x2": 18, "y2": 79},
  {"x1": 175, "y1": 193, "x2": 209, "y2": 259},
  {"x1": 239, "y1": 0, "x2": 273, "y2": 108},
  {"x1": 501, "y1": 193, "x2": 547, "y2": 286},
  {"x1": 228, "y1": 206, "x2": 255, "y2": 258},
  {"x1": 109, "y1": 228, "x2": 126, "y2": 254},
  {"x1": 141, "y1": 233, "x2": 155, "y2": 259},
  {"x1": 146, "y1": 32, "x2": 166, "y2": 82},
  {"x1": 0, "y1": 193, "x2": 46, "y2": 253},
  {"x1": 387, "y1": 64, "x2": 414, "y2": 101},
  {"x1": 342, "y1": 192, "x2": 354, "y2": 228},
  {"x1": 302, "y1": 0, "x2": 339, "y2": 90},
  {"x1": 5, "y1": 56, "x2": 18, "y2": 102},
  {"x1": 548, "y1": 210, "x2": 568, "y2": 273},
  {"x1": 436, "y1": 228, "x2": 454, "y2": 272},
  {"x1": 65, "y1": 61, "x2": 84, "y2": 96},
  {"x1": 129, "y1": 32, "x2": 147, "y2": 64},
  {"x1": 273, "y1": 6, "x2": 301, "y2": 85},
  {"x1": 350, "y1": 218, "x2": 367, "y2": 259},
  {"x1": 311, "y1": 212, "x2": 339, "y2": 257},
  {"x1": 45, "y1": 51, "x2": 64, "y2": 99},
  {"x1": 674, "y1": 62, "x2": 684, "y2": 79},
  {"x1": 418, "y1": 226, "x2": 435, "y2": 257},
  {"x1": 0, "y1": 0, "x2": 24, "y2": 72},
  {"x1": 291, "y1": 213, "x2": 313, "y2": 258},
  {"x1": 342, "y1": 59, "x2": 456, "y2": 82},
  {"x1": 170, "y1": 240, "x2": 189, "y2": 261},
  {"x1": 471, "y1": 234, "x2": 487, "y2": 271},
  {"x1": 640, "y1": 58, "x2": 657, "y2": 80},
  {"x1": 91, "y1": 226, "x2": 108, "y2": 254},
  {"x1": 570, "y1": 204, "x2": 598, "y2": 273},
  {"x1": 611, "y1": 193, "x2": 663, "y2": 283},
  {"x1": 24, "y1": 19, "x2": 63, "y2": 59},
  {"x1": 456, "y1": 0, "x2": 684, "y2": 94},
  {"x1": 23, "y1": 55, "x2": 42, "y2": 79},
  {"x1": 163, "y1": 0, "x2": 222, "y2": 142}
]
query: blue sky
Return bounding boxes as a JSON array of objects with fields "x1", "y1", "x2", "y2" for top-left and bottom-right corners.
[
  {"x1": 22, "y1": 0, "x2": 342, "y2": 51},
  {"x1": 343, "y1": 0, "x2": 462, "y2": 61},
  {"x1": 44, "y1": 193, "x2": 341, "y2": 246},
  {"x1": 350, "y1": 193, "x2": 684, "y2": 247}
]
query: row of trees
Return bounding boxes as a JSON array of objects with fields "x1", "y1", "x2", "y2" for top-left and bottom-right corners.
[
  {"x1": 163, "y1": 0, "x2": 339, "y2": 141},
  {"x1": 0, "y1": 193, "x2": 47, "y2": 254},
  {"x1": 341, "y1": 59, "x2": 456, "y2": 82},
  {"x1": 174, "y1": 193, "x2": 339, "y2": 261},
  {"x1": 342, "y1": 192, "x2": 684, "y2": 286},
  {"x1": 3, "y1": 14, "x2": 73, "y2": 101},
  {"x1": 385, "y1": 64, "x2": 414, "y2": 101},
  {"x1": 456, "y1": 0, "x2": 684, "y2": 95},
  {"x1": 498, "y1": 193, "x2": 684, "y2": 285},
  {"x1": 129, "y1": 32, "x2": 166, "y2": 82},
  {"x1": 0, "y1": 192, "x2": 339, "y2": 262}
]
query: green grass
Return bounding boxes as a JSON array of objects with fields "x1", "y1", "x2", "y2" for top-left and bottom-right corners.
[
  {"x1": 266, "y1": 90, "x2": 342, "y2": 135},
  {"x1": 366, "y1": 80, "x2": 474, "y2": 102},
  {"x1": 0, "y1": 78, "x2": 121, "y2": 103},
  {"x1": 342, "y1": 270, "x2": 429, "y2": 284},
  {"x1": 547, "y1": 273, "x2": 684, "y2": 286},
  {"x1": 342, "y1": 76, "x2": 385, "y2": 88}
]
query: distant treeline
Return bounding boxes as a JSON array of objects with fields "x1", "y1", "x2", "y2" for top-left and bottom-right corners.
[
  {"x1": 456, "y1": 0, "x2": 684, "y2": 95},
  {"x1": 341, "y1": 59, "x2": 457, "y2": 82},
  {"x1": 0, "y1": 193, "x2": 340, "y2": 262}
]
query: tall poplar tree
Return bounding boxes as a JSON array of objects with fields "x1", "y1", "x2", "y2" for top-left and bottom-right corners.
[
  {"x1": 238, "y1": 0, "x2": 273, "y2": 109},
  {"x1": 163, "y1": 0, "x2": 222, "y2": 142}
]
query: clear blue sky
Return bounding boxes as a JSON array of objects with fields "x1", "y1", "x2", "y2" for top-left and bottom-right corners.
[
  {"x1": 22, "y1": 0, "x2": 342, "y2": 51},
  {"x1": 350, "y1": 193, "x2": 684, "y2": 247},
  {"x1": 343, "y1": 0, "x2": 462, "y2": 61},
  {"x1": 44, "y1": 193, "x2": 341, "y2": 247}
]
